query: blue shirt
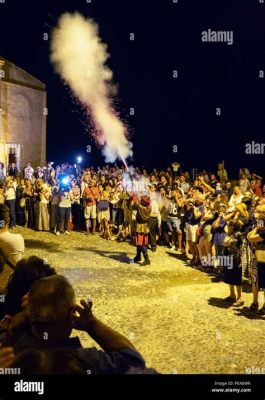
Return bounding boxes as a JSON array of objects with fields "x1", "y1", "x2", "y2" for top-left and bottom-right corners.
[{"x1": 14, "y1": 332, "x2": 145, "y2": 374}]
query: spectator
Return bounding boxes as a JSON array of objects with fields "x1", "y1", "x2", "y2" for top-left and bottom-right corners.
[
  {"x1": 83, "y1": 178, "x2": 99, "y2": 235},
  {"x1": 37, "y1": 182, "x2": 51, "y2": 231},
  {"x1": 14, "y1": 275, "x2": 145, "y2": 374},
  {"x1": 223, "y1": 221, "x2": 243, "y2": 306},
  {"x1": 9, "y1": 349, "x2": 90, "y2": 374},
  {"x1": 167, "y1": 188, "x2": 184, "y2": 253},
  {"x1": 22, "y1": 179, "x2": 34, "y2": 228},
  {"x1": 50, "y1": 187, "x2": 60, "y2": 234},
  {"x1": 224, "y1": 181, "x2": 233, "y2": 199},
  {"x1": 58, "y1": 187, "x2": 73, "y2": 235},
  {"x1": 24, "y1": 163, "x2": 34, "y2": 180},
  {"x1": 8, "y1": 163, "x2": 19, "y2": 178},
  {"x1": 228, "y1": 186, "x2": 243, "y2": 212},
  {"x1": 179, "y1": 174, "x2": 190, "y2": 195},
  {"x1": 0, "y1": 184, "x2": 5, "y2": 205},
  {"x1": 247, "y1": 205, "x2": 265, "y2": 313},
  {"x1": 97, "y1": 191, "x2": 111, "y2": 240},
  {"x1": 0, "y1": 205, "x2": 24, "y2": 269},
  {"x1": 4, "y1": 176, "x2": 16, "y2": 228},
  {"x1": 148, "y1": 184, "x2": 160, "y2": 252},
  {"x1": 0, "y1": 256, "x2": 55, "y2": 319},
  {"x1": 0, "y1": 163, "x2": 5, "y2": 183},
  {"x1": 70, "y1": 180, "x2": 81, "y2": 231},
  {"x1": 239, "y1": 173, "x2": 251, "y2": 195},
  {"x1": 217, "y1": 162, "x2": 228, "y2": 183}
]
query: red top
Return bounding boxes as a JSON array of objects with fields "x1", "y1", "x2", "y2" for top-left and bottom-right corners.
[
  {"x1": 255, "y1": 186, "x2": 263, "y2": 198},
  {"x1": 84, "y1": 187, "x2": 99, "y2": 206}
]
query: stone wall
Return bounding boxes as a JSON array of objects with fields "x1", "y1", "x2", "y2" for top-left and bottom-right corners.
[{"x1": 0, "y1": 81, "x2": 46, "y2": 168}]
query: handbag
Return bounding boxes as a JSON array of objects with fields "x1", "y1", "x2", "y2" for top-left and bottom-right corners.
[
  {"x1": 98, "y1": 200, "x2": 109, "y2": 211},
  {"x1": 255, "y1": 243, "x2": 265, "y2": 264},
  {"x1": 19, "y1": 197, "x2": 26, "y2": 208}
]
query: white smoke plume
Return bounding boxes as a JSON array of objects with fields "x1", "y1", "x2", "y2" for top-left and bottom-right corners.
[{"x1": 50, "y1": 12, "x2": 133, "y2": 162}]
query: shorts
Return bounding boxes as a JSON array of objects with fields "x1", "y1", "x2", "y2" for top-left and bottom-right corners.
[
  {"x1": 185, "y1": 223, "x2": 198, "y2": 243},
  {"x1": 84, "y1": 204, "x2": 97, "y2": 219},
  {"x1": 167, "y1": 217, "x2": 181, "y2": 232}
]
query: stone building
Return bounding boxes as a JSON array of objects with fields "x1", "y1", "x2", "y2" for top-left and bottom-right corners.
[{"x1": 0, "y1": 57, "x2": 46, "y2": 171}]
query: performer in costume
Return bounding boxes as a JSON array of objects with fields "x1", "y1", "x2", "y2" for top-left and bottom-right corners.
[{"x1": 131, "y1": 195, "x2": 151, "y2": 266}]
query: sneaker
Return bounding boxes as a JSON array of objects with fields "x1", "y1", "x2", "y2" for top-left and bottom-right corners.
[
  {"x1": 176, "y1": 248, "x2": 182, "y2": 254},
  {"x1": 259, "y1": 305, "x2": 265, "y2": 315},
  {"x1": 55, "y1": 231, "x2": 60, "y2": 236},
  {"x1": 141, "y1": 258, "x2": 151, "y2": 266},
  {"x1": 170, "y1": 245, "x2": 176, "y2": 251},
  {"x1": 129, "y1": 258, "x2": 141, "y2": 264},
  {"x1": 189, "y1": 259, "x2": 199, "y2": 266},
  {"x1": 65, "y1": 230, "x2": 70, "y2": 235}
]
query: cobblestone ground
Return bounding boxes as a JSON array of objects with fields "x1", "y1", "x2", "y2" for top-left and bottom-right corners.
[{"x1": 1, "y1": 227, "x2": 265, "y2": 374}]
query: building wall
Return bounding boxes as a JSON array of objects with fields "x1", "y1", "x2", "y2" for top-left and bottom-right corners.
[{"x1": 0, "y1": 81, "x2": 46, "y2": 169}]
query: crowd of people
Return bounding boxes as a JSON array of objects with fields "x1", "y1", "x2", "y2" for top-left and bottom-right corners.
[{"x1": 0, "y1": 160, "x2": 265, "y2": 374}]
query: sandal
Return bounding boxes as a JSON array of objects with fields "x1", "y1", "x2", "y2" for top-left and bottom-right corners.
[
  {"x1": 233, "y1": 300, "x2": 244, "y2": 307},
  {"x1": 248, "y1": 303, "x2": 259, "y2": 311}
]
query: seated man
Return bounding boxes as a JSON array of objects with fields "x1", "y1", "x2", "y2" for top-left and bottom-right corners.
[
  {"x1": 0, "y1": 205, "x2": 25, "y2": 271},
  {"x1": 13, "y1": 275, "x2": 145, "y2": 374}
]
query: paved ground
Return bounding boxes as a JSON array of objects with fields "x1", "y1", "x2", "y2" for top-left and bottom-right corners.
[{"x1": 1, "y1": 227, "x2": 265, "y2": 374}]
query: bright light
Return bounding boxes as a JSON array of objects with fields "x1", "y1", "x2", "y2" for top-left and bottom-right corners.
[
  {"x1": 77, "y1": 156, "x2": 82, "y2": 163},
  {"x1": 61, "y1": 176, "x2": 70, "y2": 185}
]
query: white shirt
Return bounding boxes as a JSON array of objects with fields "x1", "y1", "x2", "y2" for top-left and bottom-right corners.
[
  {"x1": 5, "y1": 186, "x2": 16, "y2": 200},
  {"x1": 24, "y1": 166, "x2": 34, "y2": 179},
  {"x1": 228, "y1": 194, "x2": 243, "y2": 211},
  {"x1": 0, "y1": 231, "x2": 25, "y2": 266}
]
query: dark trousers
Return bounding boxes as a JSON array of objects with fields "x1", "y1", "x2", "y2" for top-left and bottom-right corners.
[
  {"x1": 6, "y1": 199, "x2": 16, "y2": 227},
  {"x1": 149, "y1": 217, "x2": 158, "y2": 249},
  {"x1": 27, "y1": 198, "x2": 35, "y2": 228},
  {"x1": 59, "y1": 207, "x2": 71, "y2": 232},
  {"x1": 51, "y1": 204, "x2": 59, "y2": 230},
  {"x1": 136, "y1": 245, "x2": 148, "y2": 259},
  {"x1": 71, "y1": 203, "x2": 82, "y2": 230}
]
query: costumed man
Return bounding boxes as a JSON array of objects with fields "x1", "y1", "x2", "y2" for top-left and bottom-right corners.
[{"x1": 130, "y1": 194, "x2": 151, "y2": 266}]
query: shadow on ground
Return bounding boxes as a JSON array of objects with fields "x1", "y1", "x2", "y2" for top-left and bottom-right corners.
[
  {"x1": 74, "y1": 247, "x2": 130, "y2": 263},
  {"x1": 208, "y1": 297, "x2": 235, "y2": 309},
  {"x1": 24, "y1": 239, "x2": 61, "y2": 253},
  {"x1": 234, "y1": 307, "x2": 265, "y2": 320}
]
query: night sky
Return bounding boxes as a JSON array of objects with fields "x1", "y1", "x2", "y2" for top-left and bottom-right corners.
[{"x1": 0, "y1": 0, "x2": 265, "y2": 177}]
